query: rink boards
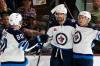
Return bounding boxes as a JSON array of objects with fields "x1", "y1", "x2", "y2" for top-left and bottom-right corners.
[{"x1": 26, "y1": 55, "x2": 100, "y2": 66}]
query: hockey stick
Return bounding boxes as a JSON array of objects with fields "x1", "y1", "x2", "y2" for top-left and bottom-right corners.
[
  {"x1": 64, "y1": 2, "x2": 74, "y2": 19},
  {"x1": 26, "y1": 35, "x2": 44, "y2": 66},
  {"x1": 36, "y1": 35, "x2": 44, "y2": 66},
  {"x1": 64, "y1": 2, "x2": 75, "y2": 19},
  {"x1": 36, "y1": 49, "x2": 41, "y2": 66},
  {"x1": 25, "y1": 36, "x2": 43, "y2": 66}
]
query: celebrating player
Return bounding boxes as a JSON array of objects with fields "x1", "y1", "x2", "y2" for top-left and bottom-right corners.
[
  {"x1": 73, "y1": 11, "x2": 100, "y2": 66},
  {"x1": 0, "y1": 13, "x2": 29, "y2": 66},
  {"x1": 44, "y1": 4, "x2": 75, "y2": 66}
]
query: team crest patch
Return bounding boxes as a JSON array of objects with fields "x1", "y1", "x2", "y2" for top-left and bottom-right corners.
[
  {"x1": 73, "y1": 31, "x2": 82, "y2": 44},
  {"x1": 56, "y1": 33, "x2": 67, "y2": 45}
]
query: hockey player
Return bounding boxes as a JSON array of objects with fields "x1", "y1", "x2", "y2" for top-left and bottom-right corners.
[
  {"x1": 44, "y1": 4, "x2": 75, "y2": 66},
  {"x1": 73, "y1": 11, "x2": 100, "y2": 66},
  {"x1": 0, "y1": 13, "x2": 29, "y2": 66}
]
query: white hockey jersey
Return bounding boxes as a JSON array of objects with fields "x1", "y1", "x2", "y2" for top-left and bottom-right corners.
[
  {"x1": 47, "y1": 25, "x2": 75, "y2": 49},
  {"x1": 0, "y1": 28, "x2": 29, "y2": 62},
  {"x1": 73, "y1": 25, "x2": 100, "y2": 54}
]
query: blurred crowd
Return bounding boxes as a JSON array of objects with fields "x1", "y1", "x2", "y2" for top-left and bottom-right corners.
[{"x1": 0, "y1": 0, "x2": 49, "y2": 54}]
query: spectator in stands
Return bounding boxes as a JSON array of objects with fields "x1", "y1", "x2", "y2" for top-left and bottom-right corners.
[
  {"x1": 0, "y1": 0, "x2": 7, "y2": 13},
  {"x1": 91, "y1": 0, "x2": 100, "y2": 24},
  {"x1": 16, "y1": 0, "x2": 42, "y2": 39},
  {"x1": 0, "y1": 0, "x2": 9, "y2": 29},
  {"x1": 0, "y1": 14, "x2": 9, "y2": 28},
  {"x1": 5, "y1": 0, "x2": 22, "y2": 11},
  {"x1": 91, "y1": 0, "x2": 100, "y2": 42},
  {"x1": 91, "y1": 0, "x2": 100, "y2": 54},
  {"x1": 16, "y1": 0, "x2": 36, "y2": 20}
]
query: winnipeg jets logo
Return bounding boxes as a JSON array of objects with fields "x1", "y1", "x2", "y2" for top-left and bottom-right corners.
[
  {"x1": 73, "y1": 31, "x2": 82, "y2": 44},
  {"x1": 56, "y1": 33, "x2": 67, "y2": 45}
]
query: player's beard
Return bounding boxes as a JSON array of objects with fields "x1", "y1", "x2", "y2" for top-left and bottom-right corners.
[{"x1": 56, "y1": 16, "x2": 66, "y2": 25}]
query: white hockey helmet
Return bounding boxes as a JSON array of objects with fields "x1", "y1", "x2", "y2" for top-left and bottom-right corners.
[
  {"x1": 9, "y1": 13, "x2": 22, "y2": 25},
  {"x1": 79, "y1": 11, "x2": 91, "y2": 21},
  {"x1": 51, "y1": 4, "x2": 67, "y2": 14}
]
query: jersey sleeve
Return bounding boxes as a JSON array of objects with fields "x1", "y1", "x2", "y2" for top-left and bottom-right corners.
[
  {"x1": 43, "y1": 27, "x2": 54, "y2": 47},
  {"x1": 47, "y1": 27, "x2": 54, "y2": 37},
  {"x1": 11, "y1": 29, "x2": 29, "y2": 51}
]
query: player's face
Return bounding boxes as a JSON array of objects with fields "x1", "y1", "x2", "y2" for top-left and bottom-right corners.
[
  {"x1": 78, "y1": 15, "x2": 90, "y2": 27},
  {"x1": 94, "y1": 0, "x2": 100, "y2": 8},
  {"x1": 55, "y1": 12, "x2": 66, "y2": 25},
  {"x1": 2, "y1": 16, "x2": 9, "y2": 26}
]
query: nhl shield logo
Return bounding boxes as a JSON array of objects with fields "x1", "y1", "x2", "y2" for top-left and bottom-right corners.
[{"x1": 56, "y1": 33, "x2": 67, "y2": 45}]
